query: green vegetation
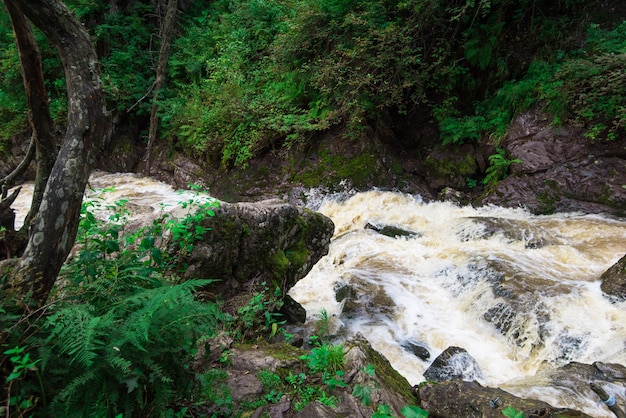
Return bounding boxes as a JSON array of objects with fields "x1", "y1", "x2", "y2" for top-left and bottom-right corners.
[
  {"x1": 1, "y1": 190, "x2": 227, "y2": 417},
  {"x1": 3, "y1": 2, "x2": 625, "y2": 414},
  {"x1": 502, "y1": 405, "x2": 525, "y2": 418},
  {"x1": 2, "y1": 0, "x2": 624, "y2": 179}
]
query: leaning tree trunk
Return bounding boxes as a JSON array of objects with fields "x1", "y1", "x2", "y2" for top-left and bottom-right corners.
[
  {"x1": 3, "y1": 0, "x2": 58, "y2": 234},
  {"x1": 144, "y1": 0, "x2": 178, "y2": 175},
  {"x1": 5, "y1": 0, "x2": 108, "y2": 308}
]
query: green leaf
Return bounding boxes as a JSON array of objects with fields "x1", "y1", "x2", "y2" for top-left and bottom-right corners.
[
  {"x1": 402, "y1": 405, "x2": 430, "y2": 418},
  {"x1": 372, "y1": 404, "x2": 393, "y2": 418},
  {"x1": 502, "y1": 406, "x2": 524, "y2": 418},
  {"x1": 6, "y1": 371, "x2": 22, "y2": 383},
  {"x1": 125, "y1": 376, "x2": 139, "y2": 393},
  {"x1": 352, "y1": 384, "x2": 373, "y2": 406}
]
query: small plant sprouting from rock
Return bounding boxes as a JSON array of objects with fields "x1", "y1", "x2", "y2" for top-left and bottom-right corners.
[
  {"x1": 502, "y1": 406, "x2": 525, "y2": 418},
  {"x1": 235, "y1": 281, "x2": 285, "y2": 340},
  {"x1": 301, "y1": 343, "x2": 345, "y2": 374},
  {"x1": 256, "y1": 342, "x2": 347, "y2": 411},
  {"x1": 483, "y1": 148, "x2": 521, "y2": 187}
]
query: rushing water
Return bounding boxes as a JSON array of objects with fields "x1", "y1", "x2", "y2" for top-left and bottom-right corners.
[
  {"x1": 10, "y1": 171, "x2": 210, "y2": 229},
  {"x1": 10, "y1": 173, "x2": 626, "y2": 416},
  {"x1": 289, "y1": 190, "x2": 626, "y2": 417}
]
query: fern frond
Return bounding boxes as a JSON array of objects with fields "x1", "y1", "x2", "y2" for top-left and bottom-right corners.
[
  {"x1": 52, "y1": 368, "x2": 97, "y2": 407},
  {"x1": 45, "y1": 305, "x2": 113, "y2": 368},
  {"x1": 107, "y1": 352, "x2": 133, "y2": 376}
]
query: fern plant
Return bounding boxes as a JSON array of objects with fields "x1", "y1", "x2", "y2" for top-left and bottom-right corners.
[
  {"x1": 28, "y1": 190, "x2": 228, "y2": 417},
  {"x1": 39, "y1": 279, "x2": 225, "y2": 417},
  {"x1": 483, "y1": 148, "x2": 521, "y2": 187}
]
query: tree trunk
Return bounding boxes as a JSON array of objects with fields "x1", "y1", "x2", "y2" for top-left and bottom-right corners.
[
  {"x1": 3, "y1": 0, "x2": 58, "y2": 234},
  {"x1": 5, "y1": 0, "x2": 108, "y2": 308},
  {"x1": 144, "y1": 0, "x2": 178, "y2": 175}
]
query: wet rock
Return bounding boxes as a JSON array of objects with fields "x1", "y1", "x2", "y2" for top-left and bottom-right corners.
[
  {"x1": 365, "y1": 222, "x2": 421, "y2": 238},
  {"x1": 423, "y1": 346, "x2": 482, "y2": 382},
  {"x1": 278, "y1": 294, "x2": 306, "y2": 324},
  {"x1": 483, "y1": 301, "x2": 517, "y2": 334},
  {"x1": 175, "y1": 199, "x2": 334, "y2": 308},
  {"x1": 481, "y1": 109, "x2": 626, "y2": 216},
  {"x1": 438, "y1": 186, "x2": 465, "y2": 204},
  {"x1": 334, "y1": 280, "x2": 355, "y2": 303},
  {"x1": 600, "y1": 254, "x2": 626, "y2": 300},
  {"x1": 425, "y1": 143, "x2": 486, "y2": 191},
  {"x1": 338, "y1": 278, "x2": 396, "y2": 319},
  {"x1": 594, "y1": 361, "x2": 626, "y2": 381},
  {"x1": 401, "y1": 340, "x2": 430, "y2": 361},
  {"x1": 461, "y1": 216, "x2": 564, "y2": 248},
  {"x1": 502, "y1": 361, "x2": 626, "y2": 417},
  {"x1": 417, "y1": 379, "x2": 591, "y2": 418}
]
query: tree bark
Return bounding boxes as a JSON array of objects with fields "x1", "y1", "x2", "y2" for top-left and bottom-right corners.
[
  {"x1": 3, "y1": 0, "x2": 58, "y2": 234},
  {"x1": 144, "y1": 0, "x2": 178, "y2": 175},
  {"x1": 5, "y1": 0, "x2": 108, "y2": 307}
]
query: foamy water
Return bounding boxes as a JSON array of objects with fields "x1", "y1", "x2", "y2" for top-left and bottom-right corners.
[
  {"x1": 290, "y1": 190, "x2": 626, "y2": 417},
  {"x1": 10, "y1": 171, "x2": 213, "y2": 229}
]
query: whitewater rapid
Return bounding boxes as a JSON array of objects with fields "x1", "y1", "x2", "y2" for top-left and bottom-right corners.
[{"x1": 289, "y1": 190, "x2": 626, "y2": 417}]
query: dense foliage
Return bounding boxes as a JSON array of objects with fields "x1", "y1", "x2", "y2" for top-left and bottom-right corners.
[
  {"x1": 0, "y1": 0, "x2": 624, "y2": 168},
  {"x1": 1, "y1": 191, "x2": 227, "y2": 416}
]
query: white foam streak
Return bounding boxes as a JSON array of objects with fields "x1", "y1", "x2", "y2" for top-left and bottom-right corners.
[{"x1": 10, "y1": 171, "x2": 213, "y2": 229}]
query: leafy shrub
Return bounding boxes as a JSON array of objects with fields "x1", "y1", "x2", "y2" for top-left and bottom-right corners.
[
  {"x1": 39, "y1": 279, "x2": 223, "y2": 417},
  {"x1": 2, "y1": 191, "x2": 228, "y2": 417},
  {"x1": 555, "y1": 53, "x2": 626, "y2": 140},
  {"x1": 234, "y1": 282, "x2": 285, "y2": 340}
]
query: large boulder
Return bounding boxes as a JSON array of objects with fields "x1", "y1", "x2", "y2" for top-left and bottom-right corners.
[
  {"x1": 174, "y1": 199, "x2": 334, "y2": 303},
  {"x1": 200, "y1": 332, "x2": 419, "y2": 418}
]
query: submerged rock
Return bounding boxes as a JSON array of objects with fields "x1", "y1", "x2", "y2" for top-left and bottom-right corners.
[
  {"x1": 364, "y1": 222, "x2": 421, "y2": 238},
  {"x1": 401, "y1": 340, "x2": 430, "y2": 361},
  {"x1": 501, "y1": 361, "x2": 626, "y2": 417},
  {"x1": 460, "y1": 216, "x2": 564, "y2": 248}
]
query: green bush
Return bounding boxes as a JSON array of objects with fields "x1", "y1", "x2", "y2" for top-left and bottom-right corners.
[{"x1": 2, "y1": 191, "x2": 228, "y2": 417}]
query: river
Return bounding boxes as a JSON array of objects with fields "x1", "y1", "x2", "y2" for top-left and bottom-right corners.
[
  {"x1": 290, "y1": 189, "x2": 626, "y2": 417},
  {"x1": 10, "y1": 172, "x2": 626, "y2": 416}
]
